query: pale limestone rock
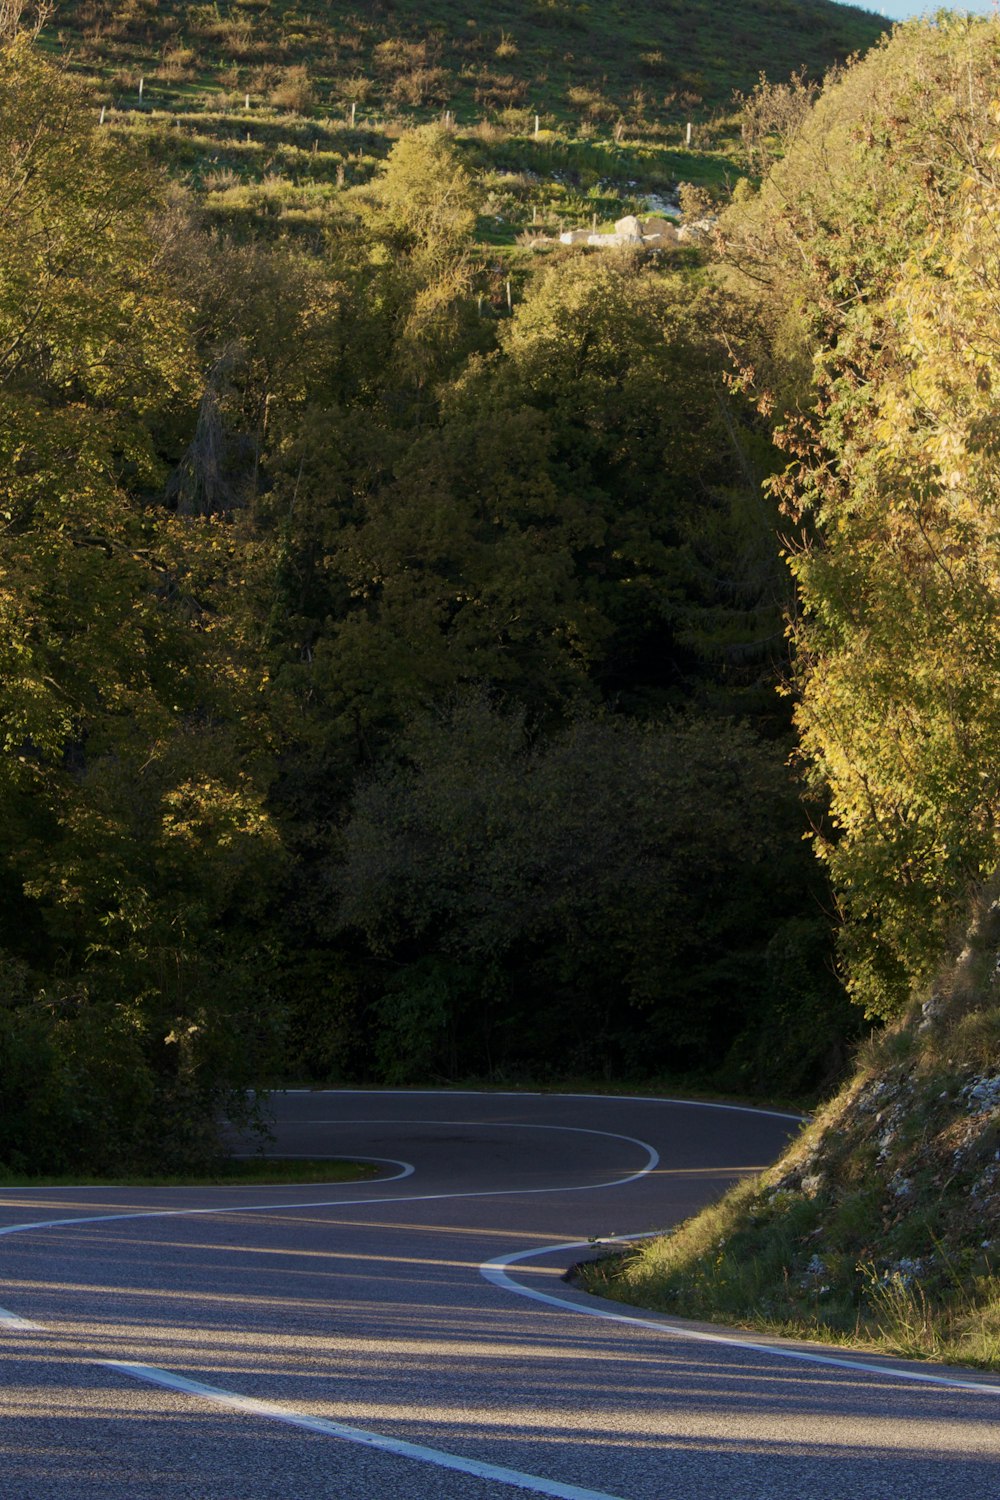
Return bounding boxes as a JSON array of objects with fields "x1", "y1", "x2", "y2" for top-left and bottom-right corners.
[{"x1": 613, "y1": 213, "x2": 643, "y2": 241}]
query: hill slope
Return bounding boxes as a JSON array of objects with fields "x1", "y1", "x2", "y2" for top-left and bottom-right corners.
[
  {"x1": 52, "y1": 0, "x2": 888, "y2": 126},
  {"x1": 585, "y1": 885, "x2": 1000, "y2": 1368},
  {"x1": 39, "y1": 0, "x2": 887, "y2": 245}
]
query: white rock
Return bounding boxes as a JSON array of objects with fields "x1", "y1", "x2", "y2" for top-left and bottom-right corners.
[{"x1": 613, "y1": 213, "x2": 643, "y2": 242}]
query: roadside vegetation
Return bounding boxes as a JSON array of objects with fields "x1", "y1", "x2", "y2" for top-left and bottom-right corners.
[
  {"x1": 0, "y1": 1158, "x2": 377, "y2": 1187},
  {"x1": 583, "y1": 15, "x2": 1000, "y2": 1373}
]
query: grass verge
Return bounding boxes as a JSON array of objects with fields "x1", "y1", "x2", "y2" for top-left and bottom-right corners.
[
  {"x1": 0, "y1": 1158, "x2": 380, "y2": 1189},
  {"x1": 578, "y1": 888, "x2": 1000, "y2": 1375},
  {"x1": 579, "y1": 1197, "x2": 1000, "y2": 1373}
]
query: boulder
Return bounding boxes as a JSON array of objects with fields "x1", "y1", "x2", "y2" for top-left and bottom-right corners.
[
  {"x1": 640, "y1": 215, "x2": 678, "y2": 240},
  {"x1": 613, "y1": 214, "x2": 643, "y2": 242}
]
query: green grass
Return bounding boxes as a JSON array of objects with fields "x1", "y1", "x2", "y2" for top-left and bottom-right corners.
[
  {"x1": 579, "y1": 894, "x2": 1000, "y2": 1372},
  {"x1": 0, "y1": 1158, "x2": 379, "y2": 1189},
  {"x1": 51, "y1": 0, "x2": 887, "y2": 127},
  {"x1": 42, "y1": 0, "x2": 886, "y2": 243}
]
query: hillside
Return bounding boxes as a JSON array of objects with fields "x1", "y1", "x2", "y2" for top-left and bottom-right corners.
[
  {"x1": 51, "y1": 0, "x2": 887, "y2": 123},
  {"x1": 38, "y1": 0, "x2": 888, "y2": 240},
  {"x1": 585, "y1": 886, "x2": 1000, "y2": 1368}
]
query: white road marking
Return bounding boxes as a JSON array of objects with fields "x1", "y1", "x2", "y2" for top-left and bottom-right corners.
[
  {"x1": 101, "y1": 1361, "x2": 629, "y2": 1500},
  {"x1": 0, "y1": 1304, "x2": 45, "y2": 1331},
  {"x1": 0, "y1": 1123, "x2": 658, "y2": 1239},
  {"x1": 289, "y1": 1088, "x2": 804, "y2": 1122},
  {"x1": 0, "y1": 1157, "x2": 416, "y2": 1191},
  {"x1": 481, "y1": 1239, "x2": 1000, "y2": 1398}
]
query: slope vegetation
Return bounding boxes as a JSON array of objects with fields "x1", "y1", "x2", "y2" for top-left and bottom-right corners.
[
  {"x1": 584, "y1": 14, "x2": 1000, "y2": 1370},
  {"x1": 52, "y1": 0, "x2": 886, "y2": 124},
  {"x1": 38, "y1": 0, "x2": 887, "y2": 239}
]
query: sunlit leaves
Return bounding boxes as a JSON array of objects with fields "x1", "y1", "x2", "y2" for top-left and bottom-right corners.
[{"x1": 726, "y1": 15, "x2": 1000, "y2": 1016}]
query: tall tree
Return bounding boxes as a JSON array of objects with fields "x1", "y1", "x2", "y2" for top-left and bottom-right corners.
[
  {"x1": 0, "y1": 37, "x2": 283, "y2": 1171},
  {"x1": 722, "y1": 16, "x2": 1000, "y2": 1017}
]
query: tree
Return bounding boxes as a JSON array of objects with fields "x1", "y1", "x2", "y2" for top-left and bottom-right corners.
[
  {"x1": 722, "y1": 15, "x2": 1000, "y2": 1017},
  {"x1": 0, "y1": 37, "x2": 284, "y2": 1171},
  {"x1": 334, "y1": 692, "x2": 820, "y2": 1082}
]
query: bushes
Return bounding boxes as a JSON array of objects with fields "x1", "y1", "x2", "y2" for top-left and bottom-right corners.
[{"x1": 335, "y1": 698, "x2": 819, "y2": 1080}]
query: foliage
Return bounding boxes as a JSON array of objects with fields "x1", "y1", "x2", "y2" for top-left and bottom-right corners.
[
  {"x1": 0, "y1": 37, "x2": 284, "y2": 1172},
  {"x1": 0, "y1": 6, "x2": 888, "y2": 1169},
  {"x1": 721, "y1": 15, "x2": 1000, "y2": 1018},
  {"x1": 334, "y1": 694, "x2": 819, "y2": 1081}
]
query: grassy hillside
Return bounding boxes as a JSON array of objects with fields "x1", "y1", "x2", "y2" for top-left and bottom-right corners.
[
  {"x1": 583, "y1": 884, "x2": 1000, "y2": 1370},
  {"x1": 40, "y1": 0, "x2": 888, "y2": 240},
  {"x1": 52, "y1": 0, "x2": 887, "y2": 124}
]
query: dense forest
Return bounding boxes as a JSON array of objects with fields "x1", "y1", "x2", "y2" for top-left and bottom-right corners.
[{"x1": 9, "y1": 0, "x2": 992, "y2": 1179}]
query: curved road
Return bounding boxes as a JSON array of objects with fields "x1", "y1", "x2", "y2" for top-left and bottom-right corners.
[{"x1": 2, "y1": 1089, "x2": 999, "y2": 1498}]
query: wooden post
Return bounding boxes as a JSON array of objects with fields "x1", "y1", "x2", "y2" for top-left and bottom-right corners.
[
  {"x1": 685, "y1": 121, "x2": 692, "y2": 147},
  {"x1": 350, "y1": 101, "x2": 356, "y2": 126},
  {"x1": 534, "y1": 113, "x2": 539, "y2": 137},
  {"x1": 506, "y1": 279, "x2": 512, "y2": 312},
  {"x1": 138, "y1": 76, "x2": 144, "y2": 101},
  {"x1": 99, "y1": 104, "x2": 106, "y2": 125},
  {"x1": 245, "y1": 92, "x2": 250, "y2": 111}
]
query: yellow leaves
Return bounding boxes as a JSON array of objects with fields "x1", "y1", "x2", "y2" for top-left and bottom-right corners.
[{"x1": 160, "y1": 776, "x2": 282, "y2": 855}]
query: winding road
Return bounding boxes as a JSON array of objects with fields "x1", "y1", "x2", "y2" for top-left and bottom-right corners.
[{"x1": 2, "y1": 1089, "x2": 1000, "y2": 1498}]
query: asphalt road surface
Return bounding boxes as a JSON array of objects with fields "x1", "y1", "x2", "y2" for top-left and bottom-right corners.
[{"x1": 2, "y1": 1089, "x2": 1000, "y2": 1499}]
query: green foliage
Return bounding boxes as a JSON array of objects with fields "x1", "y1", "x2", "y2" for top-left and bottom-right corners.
[
  {"x1": 0, "y1": 37, "x2": 285, "y2": 1172},
  {"x1": 722, "y1": 15, "x2": 1000, "y2": 1018},
  {"x1": 335, "y1": 694, "x2": 816, "y2": 1079},
  {"x1": 1, "y1": 12, "x2": 875, "y2": 1164}
]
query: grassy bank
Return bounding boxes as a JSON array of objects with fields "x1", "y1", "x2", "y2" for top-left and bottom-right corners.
[
  {"x1": 0, "y1": 1158, "x2": 379, "y2": 1189},
  {"x1": 581, "y1": 888, "x2": 1000, "y2": 1372}
]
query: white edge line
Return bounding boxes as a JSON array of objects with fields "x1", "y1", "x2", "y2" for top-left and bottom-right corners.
[
  {"x1": 278, "y1": 1089, "x2": 805, "y2": 1122},
  {"x1": 481, "y1": 1237, "x2": 1000, "y2": 1398},
  {"x1": 0, "y1": 1125, "x2": 658, "y2": 1238},
  {"x1": 0, "y1": 1157, "x2": 416, "y2": 1192},
  {"x1": 102, "y1": 1361, "x2": 629, "y2": 1500},
  {"x1": 0, "y1": 1305, "x2": 45, "y2": 1331}
]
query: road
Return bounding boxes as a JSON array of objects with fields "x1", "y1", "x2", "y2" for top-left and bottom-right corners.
[{"x1": 2, "y1": 1089, "x2": 999, "y2": 1499}]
